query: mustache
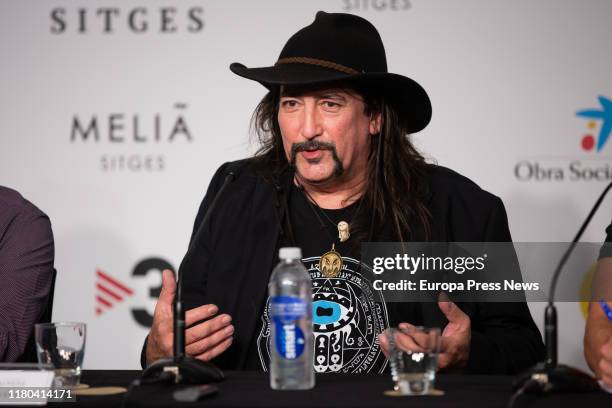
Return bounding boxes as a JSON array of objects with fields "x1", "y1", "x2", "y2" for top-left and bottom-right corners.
[
  {"x1": 289, "y1": 139, "x2": 344, "y2": 178},
  {"x1": 290, "y1": 140, "x2": 336, "y2": 156}
]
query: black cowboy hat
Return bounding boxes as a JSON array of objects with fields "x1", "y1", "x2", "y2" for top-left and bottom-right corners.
[{"x1": 230, "y1": 11, "x2": 431, "y2": 134}]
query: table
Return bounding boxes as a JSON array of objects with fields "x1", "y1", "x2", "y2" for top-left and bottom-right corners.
[{"x1": 44, "y1": 370, "x2": 611, "y2": 408}]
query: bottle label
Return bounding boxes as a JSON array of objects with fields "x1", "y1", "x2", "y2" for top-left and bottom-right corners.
[{"x1": 270, "y1": 296, "x2": 307, "y2": 360}]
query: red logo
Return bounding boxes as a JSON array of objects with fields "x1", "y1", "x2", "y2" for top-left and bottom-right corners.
[
  {"x1": 576, "y1": 96, "x2": 612, "y2": 152},
  {"x1": 95, "y1": 269, "x2": 134, "y2": 316}
]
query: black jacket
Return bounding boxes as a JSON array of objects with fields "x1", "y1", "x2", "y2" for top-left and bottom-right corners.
[{"x1": 142, "y1": 158, "x2": 544, "y2": 374}]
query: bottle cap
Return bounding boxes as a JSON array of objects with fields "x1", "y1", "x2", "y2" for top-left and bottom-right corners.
[{"x1": 279, "y1": 247, "x2": 302, "y2": 260}]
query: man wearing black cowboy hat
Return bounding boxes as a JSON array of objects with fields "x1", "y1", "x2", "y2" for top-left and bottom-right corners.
[{"x1": 142, "y1": 11, "x2": 544, "y2": 374}]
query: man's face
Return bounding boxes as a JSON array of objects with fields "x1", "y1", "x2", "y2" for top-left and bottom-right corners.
[{"x1": 278, "y1": 86, "x2": 381, "y2": 186}]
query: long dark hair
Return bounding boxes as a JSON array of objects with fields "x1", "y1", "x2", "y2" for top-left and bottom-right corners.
[{"x1": 250, "y1": 83, "x2": 430, "y2": 242}]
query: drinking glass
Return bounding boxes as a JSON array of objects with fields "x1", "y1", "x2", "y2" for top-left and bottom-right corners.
[
  {"x1": 383, "y1": 326, "x2": 440, "y2": 395},
  {"x1": 35, "y1": 322, "x2": 86, "y2": 388}
]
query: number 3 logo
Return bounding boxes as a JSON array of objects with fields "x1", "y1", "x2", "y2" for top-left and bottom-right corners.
[{"x1": 131, "y1": 257, "x2": 174, "y2": 327}]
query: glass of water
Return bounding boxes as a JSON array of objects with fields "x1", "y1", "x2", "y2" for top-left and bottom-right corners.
[
  {"x1": 384, "y1": 326, "x2": 440, "y2": 395},
  {"x1": 35, "y1": 322, "x2": 86, "y2": 388}
]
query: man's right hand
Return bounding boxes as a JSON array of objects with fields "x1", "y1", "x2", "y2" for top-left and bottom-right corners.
[
  {"x1": 145, "y1": 269, "x2": 234, "y2": 365},
  {"x1": 600, "y1": 336, "x2": 612, "y2": 388}
]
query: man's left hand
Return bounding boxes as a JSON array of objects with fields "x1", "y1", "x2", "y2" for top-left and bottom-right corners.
[
  {"x1": 378, "y1": 295, "x2": 471, "y2": 371},
  {"x1": 437, "y1": 295, "x2": 471, "y2": 370}
]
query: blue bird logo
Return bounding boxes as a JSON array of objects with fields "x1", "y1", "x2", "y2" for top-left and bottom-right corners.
[{"x1": 576, "y1": 96, "x2": 612, "y2": 152}]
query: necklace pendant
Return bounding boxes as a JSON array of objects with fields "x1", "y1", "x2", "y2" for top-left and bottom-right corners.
[
  {"x1": 320, "y1": 243, "x2": 342, "y2": 278},
  {"x1": 338, "y1": 221, "x2": 350, "y2": 242}
]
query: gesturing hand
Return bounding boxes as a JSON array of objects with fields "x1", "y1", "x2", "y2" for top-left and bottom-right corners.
[
  {"x1": 600, "y1": 336, "x2": 612, "y2": 388},
  {"x1": 437, "y1": 294, "x2": 471, "y2": 370},
  {"x1": 378, "y1": 294, "x2": 471, "y2": 370},
  {"x1": 145, "y1": 269, "x2": 234, "y2": 365}
]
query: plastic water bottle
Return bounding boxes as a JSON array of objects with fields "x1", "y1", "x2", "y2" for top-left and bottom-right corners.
[{"x1": 269, "y1": 247, "x2": 314, "y2": 390}]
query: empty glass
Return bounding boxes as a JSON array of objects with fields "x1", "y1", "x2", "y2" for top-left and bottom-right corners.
[
  {"x1": 35, "y1": 322, "x2": 86, "y2": 388},
  {"x1": 383, "y1": 326, "x2": 440, "y2": 395}
]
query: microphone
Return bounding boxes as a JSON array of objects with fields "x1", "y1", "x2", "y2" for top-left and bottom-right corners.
[
  {"x1": 513, "y1": 181, "x2": 612, "y2": 397},
  {"x1": 141, "y1": 168, "x2": 238, "y2": 384}
]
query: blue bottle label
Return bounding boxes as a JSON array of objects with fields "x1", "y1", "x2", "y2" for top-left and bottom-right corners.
[{"x1": 270, "y1": 296, "x2": 307, "y2": 359}]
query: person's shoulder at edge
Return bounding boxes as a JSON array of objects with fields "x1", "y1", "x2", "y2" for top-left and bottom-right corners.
[
  {"x1": 0, "y1": 185, "x2": 28, "y2": 207},
  {"x1": 0, "y1": 185, "x2": 49, "y2": 221}
]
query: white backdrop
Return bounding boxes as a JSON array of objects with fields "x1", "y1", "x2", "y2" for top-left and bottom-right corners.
[{"x1": 1, "y1": 0, "x2": 611, "y2": 370}]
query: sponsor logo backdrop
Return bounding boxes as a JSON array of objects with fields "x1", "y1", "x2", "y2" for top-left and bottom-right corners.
[{"x1": 0, "y1": 0, "x2": 610, "y2": 370}]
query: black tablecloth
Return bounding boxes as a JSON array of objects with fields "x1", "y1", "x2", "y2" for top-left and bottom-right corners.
[{"x1": 44, "y1": 370, "x2": 611, "y2": 408}]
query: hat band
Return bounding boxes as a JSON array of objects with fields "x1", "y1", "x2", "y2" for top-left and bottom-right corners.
[{"x1": 275, "y1": 57, "x2": 360, "y2": 75}]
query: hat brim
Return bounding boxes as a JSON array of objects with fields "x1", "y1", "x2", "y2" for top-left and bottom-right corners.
[{"x1": 230, "y1": 62, "x2": 431, "y2": 134}]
